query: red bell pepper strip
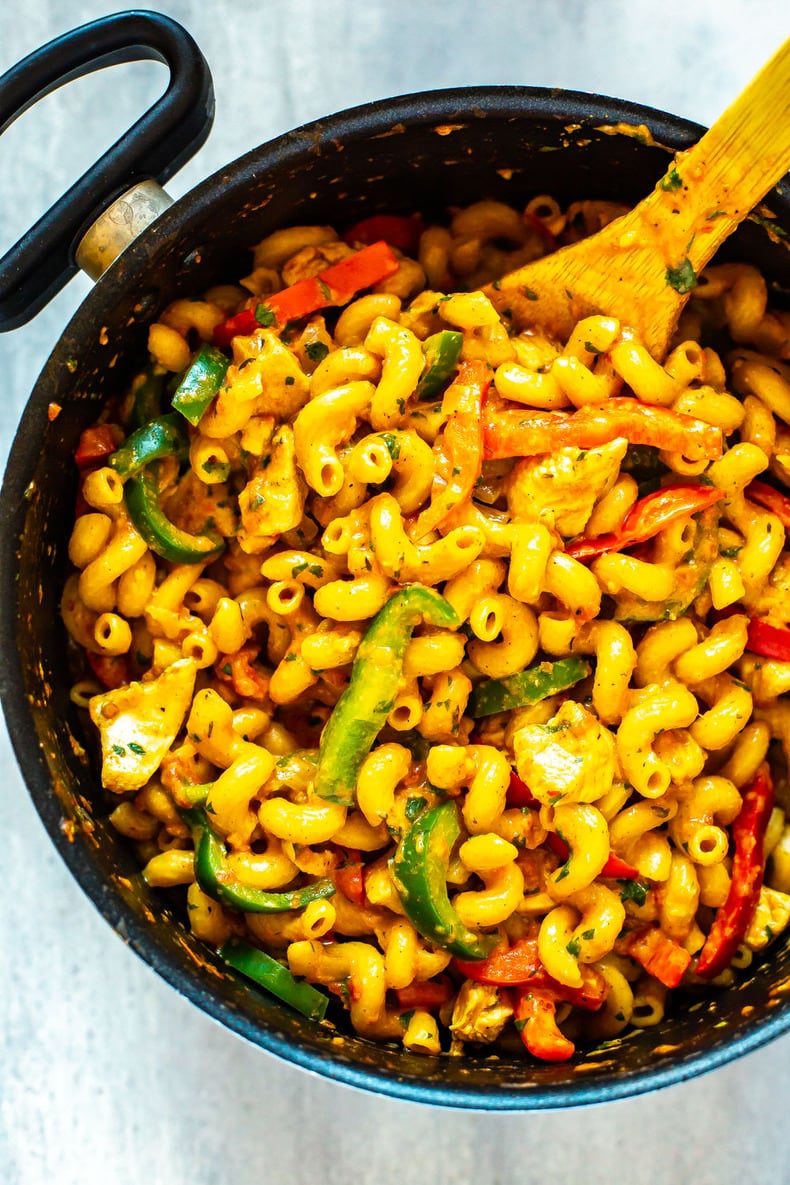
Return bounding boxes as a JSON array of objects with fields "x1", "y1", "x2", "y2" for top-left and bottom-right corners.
[
  {"x1": 567, "y1": 484, "x2": 725, "y2": 562},
  {"x1": 626, "y1": 926, "x2": 692, "y2": 988},
  {"x1": 413, "y1": 360, "x2": 490, "y2": 538},
  {"x1": 75, "y1": 424, "x2": 118, "y2": 469},
  {"x1": 86, "y1": 651, "x2": 132, "y2": 691},
  {"x1": 545, "y1": 831, "x2": 641, "y2": 881},
  {"x1": 482, "y1": 397, "x2": 723, "y2": 463},
  {"x1": 746, "y1": 479, "x2": 790, "y2": 529},
  {"x1": 333, "y1": 849, "x2": 367, "y2": 907},
  {"x1": 343, "y1": 214, "x2": 424, "y2": 255},
  {"x1": 513, "y1": 988, "x2": 576, "y2": 1062},
  {"x1": 696, "y1": 763, "x2": 774, "y2": 980},
  {"x1": 521, "y1": 210, "x2": 559, "y2": 251},
  {"x1": 454, "y1": 937, "x2": 607, "y2": 1010},
  {"x1": 507, "y1": 769, "x2": 539, "y2": 808},
  {"x1": 394, "y1": 976, "x2": 455, "y2": 1011},
  {"x1": 213, "y1": 308, "x2": 260, "y2": 349},
  {"x1": 746, "y1": 618, "x2": 790, "y2": 662},
  {"x1": 213, "y1": 241, "x2": 400, "y2": 348}
]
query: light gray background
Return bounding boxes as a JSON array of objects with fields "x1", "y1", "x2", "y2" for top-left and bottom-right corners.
[{"x1": 2, "y1": 2, "x2": 790, "y2": 1183}]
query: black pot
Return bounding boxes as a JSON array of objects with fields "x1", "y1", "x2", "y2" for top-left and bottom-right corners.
[{"x1": 2, "y1": 11, "x2": 789, "y2": 1110}]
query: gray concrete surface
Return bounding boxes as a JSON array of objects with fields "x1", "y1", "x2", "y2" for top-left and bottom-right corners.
[{"x1": 1, "y1": 2, "x2": 790, "y2": 1182}]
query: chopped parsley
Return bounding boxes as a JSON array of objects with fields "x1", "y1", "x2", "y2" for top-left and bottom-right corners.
[
  {"x1": 523, "y1": 287, "x2": 539, "y2": 301},
  {"x1": 566, "y1": 937, "x2": 581, "y2": 957},
  {"x1": 305, "y1": 341, "x2": 330, "y2": 364},
  {"x1": 127, "y1": 742, "x2": 146, "y2": 756},
  {"x1": 254, "y1": 303, "x2": 277, "y2": 327},
  {"x1": 659, "y1": 166, "x2": 683, "y2": 191},
  {"x1": 618, "y1": 879, "x2": 649, "y2": 907},
  {"x1": 381, "y1": 432, "x2": 401, "y2": 460},
  {"x1": 317, "y1": 280, "x2": 333, "y2": 302},
  {"x1": 665, "y1": 257, "x2": 698, "y2": 294},
  {"x1": 405, "y1": 796, "x2": 428, "y2": 822}
]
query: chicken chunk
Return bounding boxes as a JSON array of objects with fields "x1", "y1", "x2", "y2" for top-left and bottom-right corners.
[
  {"x1": 238, "y1": 425, "x2": 307, "y2": 553},
  {"x1": 744, "y1": 554, "x2": 790, "y2": 623},
  {"x1": 513, "y1": 700, "x2": 617, "y2": 806},
  {"x1": 506, "y1": 439, "x2": 627, "y2": 537},
  {"x1": 230, "y1": 330, "x2": 310, "y2": 422},
  {"x1": 163, "y1": 471, "x2": 238, "y2": 538},
  {"x1": 281, "y1": 241, "x2": 354, "y2": 287},
  {"x1": 89, "y1": 658, "x2": 197, "y2": 793},
  {"x1": 449, "y1": 980, "x2": 513, "y2": 1044},
  {"x1": 744, "y1": 884, "x2": 790, "y2": 951}
]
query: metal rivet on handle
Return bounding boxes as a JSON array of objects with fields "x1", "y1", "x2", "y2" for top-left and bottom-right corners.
[{"x1": 75, "y1": 180, "x2": 173, "y2": 281}]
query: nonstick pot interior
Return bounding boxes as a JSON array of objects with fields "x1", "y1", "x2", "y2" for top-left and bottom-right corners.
[{"x1": 3, "y1": 86, "x2": 790, "y2": 1109}]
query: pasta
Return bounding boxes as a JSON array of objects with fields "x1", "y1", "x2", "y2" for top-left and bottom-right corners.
[{"x1": 62, "y1": 194, "x2": 790, "y2": 1064}]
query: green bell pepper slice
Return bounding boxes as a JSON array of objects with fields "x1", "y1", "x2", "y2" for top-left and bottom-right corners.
[
  {"x1": 468, "y1": 656, "x2": 591, "y2": 718},
  {"x1": 124, "y1": 468, "x2": 225, "y2": 564},
  {"x1": 219, "y1": 938, "x2": 329, "y2": 1021},
  {"x1": 129, "y1": 364, "x2": 166, "y2": 429},
  {"x1": 390, "y1": 801, "x2": 497, "y2": 960},
  {"x1": 108, "y1": 413, "x2": 187, "y2": 478},
  {"x1": 415, "y1": 330, "x2": 464, "y2": 401},
  {"x1": 183, "y1": 807, "x2": 336, "y2": 914},
  {"x1": 171, "y1": 343, "x2": 230, "y2": 426},
  {"x1": 314, "y1": 585, "x2": 460, "y2": 805}
]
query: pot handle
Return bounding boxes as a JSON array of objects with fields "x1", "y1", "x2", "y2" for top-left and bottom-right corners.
[{"x1": 0, "y1": 10, "x2": 214, "y2": 332}]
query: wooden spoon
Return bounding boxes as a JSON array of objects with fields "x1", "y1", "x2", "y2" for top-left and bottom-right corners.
[{"x1": 485, "y1": 39, "x2": 790, "y2": 359}]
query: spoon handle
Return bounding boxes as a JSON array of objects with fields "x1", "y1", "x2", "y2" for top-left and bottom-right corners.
[{"x1": 634, "y1": 37, "x2": 790, "y2": 280}]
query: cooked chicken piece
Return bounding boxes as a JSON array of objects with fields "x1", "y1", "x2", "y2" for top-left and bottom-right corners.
[
  {"x1": 449, "y1": 980, "x2": 513, "y2": 1044},
  {"x1": 163, "y1": 471, "x2": 238, "y2": 538},
  {"x1": 229, "y1": 331, "x2": 311, "y2": 422},
  {"x1": 89, "y1": 658, "x2": 197, "y2": 793},
  {"x1": 744, "y1": 554, "x2": 790, "y2": 622},
  {"x1": 506, "y1": 439, "x2": 627, "y2": 537},
  {"x1": 281, "y1": 241, "x2": 354, "y2": 287},
  {"x1": 238, "y1": 425, "x2": 307, "y2": 553},
  {"x1": 513, "y1": 700, "x2": 617, "y2": 806},
  {"x1": 744, "y1": 885, "x2": 790, "y2": 951}
]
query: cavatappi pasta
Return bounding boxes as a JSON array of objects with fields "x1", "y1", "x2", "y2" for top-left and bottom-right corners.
[{"x1": 63, "y1": 197, "x2": 790, "y2": 1061}]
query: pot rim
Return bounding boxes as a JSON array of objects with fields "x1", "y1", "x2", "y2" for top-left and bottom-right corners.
[{"x1": 3, "y1": 82, "x2": 789, "y2": 1110}]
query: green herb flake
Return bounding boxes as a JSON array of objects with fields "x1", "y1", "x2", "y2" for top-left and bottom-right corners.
[
  {"x1": 308, "y1": 563, "x2": 324, "y2": 578},
  {"x1": 111, "y1": 744, "x2": 126, "y2": 757},
  {"x1": 291, "y1": 561, "x2": 310, "y2": 577},
  {"x1": 285, "y1": 375, "x2": 295, "y2": 386},
  {"x1": 305, "y1": 341, "x2": 330, "y2": 364},
  {"x1": 581, "y1": 928, "x2": 595, "y2": 941},
  {"x1": 405, "y1": 796, "x2": 428, "y2": 822},
  {"x1": 318, "y1": 280, "x2": 333, "y2": 302},
  {"x1": 659, "y1": 167, "x2": 683, "y2": 191},
  {"x1": 566, "y1": 938, "x2": 581, "y2": 957},
  {"x1": 255, "y1": 303, "x2": 277, "y2": 328},
  {"x1": 221, "y1": 662, "x2": 232, "y2": 676},
  {"x1": 381, "y1": 432, "x2": 401, "y2": 460},
  {"x1": 665, "y1": 257, "x2": 698, "y2": 294},
  {"x1": 127, "y1": 742, "x2": 146, "y2": 756},
  {"x1": 618, "y1": 879, "x2": 648, "y2": 907},
  {"x1": 523, "y1": 287, "x2": 539, "y2": 301},
  {"x1": 749, "y1": 212, "x2": 788, "y2": 238}
]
